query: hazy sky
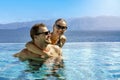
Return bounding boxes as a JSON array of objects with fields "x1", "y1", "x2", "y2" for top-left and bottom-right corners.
[{"x1": 0, "y1": 0, "x2": 120, "y2": 23}]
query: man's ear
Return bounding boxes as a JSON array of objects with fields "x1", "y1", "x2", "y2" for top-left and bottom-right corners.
[
  {"x1": 34, "y1": 35, "x2": 37, "y2": 39},
  {"x1": 53, "y1": 24, "x2": 56, "y2": 30}
]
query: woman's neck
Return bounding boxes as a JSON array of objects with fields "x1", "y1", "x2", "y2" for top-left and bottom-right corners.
[{"x1": 51, "y1": 32, "x2": 60, "y2": 40}]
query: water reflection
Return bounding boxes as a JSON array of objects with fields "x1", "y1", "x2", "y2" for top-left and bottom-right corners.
[{"x1": 23, "y1": 59, "x2": 66, "y2": 80}]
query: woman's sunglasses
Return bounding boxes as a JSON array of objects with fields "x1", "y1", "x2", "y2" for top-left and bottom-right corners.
[{"x1": 56, "y1": 25, "x2": 67, "y2": 30}]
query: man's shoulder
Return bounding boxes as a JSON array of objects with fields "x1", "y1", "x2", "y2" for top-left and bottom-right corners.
[{"x1": 25, "y1": 41, "x2": 33, "y2": 47}]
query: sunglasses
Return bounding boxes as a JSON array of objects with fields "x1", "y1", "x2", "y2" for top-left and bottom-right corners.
[
  {"x1": 56, "y1": 25, "x2": 67, "y2": 30},
  {"x1": 36, "y1": 31, "x2": 50, "y2": 35}
]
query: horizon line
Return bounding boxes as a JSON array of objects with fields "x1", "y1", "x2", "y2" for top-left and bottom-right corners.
[{"x1": 1, "y1": 15, "x2": 120, "y2": 24}]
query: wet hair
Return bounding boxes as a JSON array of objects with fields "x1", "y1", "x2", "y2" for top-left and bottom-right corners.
[
  {"x1": 55, "y1": 18, "x2": 67, "y2": 24},
  {"x1": 30, "y1": 23, "x2": 46, "y2": 41},
  {"x1": 53, "y1": 18, "x2": 67, "y2": 30}
]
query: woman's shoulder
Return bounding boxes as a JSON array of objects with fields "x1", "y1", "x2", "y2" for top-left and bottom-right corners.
[
  {"x1": 60, "y1": 35, "x2": 66, "y2": 40},
  {"x1": 48, "y1": 44, "x2": 60, "y2": 49}
]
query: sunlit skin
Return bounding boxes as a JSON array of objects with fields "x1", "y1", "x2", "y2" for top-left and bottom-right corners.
[
  {"x1": 34, "y1": 27, "x2": 51, "y2": 47},
  {"x1": 51, "y1": 19, "x2": 67, "y2": 45},
  {"x1": 13, "y1": 24, "x2": 63, "y2": 70},
  {"x1": 25, "y1": 19, "x2": 67, "y2": 56}
]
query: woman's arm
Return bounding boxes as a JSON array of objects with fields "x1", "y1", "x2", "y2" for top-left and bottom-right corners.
[
  {"x1": 25, "y1": 41, "x2": 43, "y2": 55},
  {"x1": 59, "y1": 35, "x2": 66, "y2": 48}
]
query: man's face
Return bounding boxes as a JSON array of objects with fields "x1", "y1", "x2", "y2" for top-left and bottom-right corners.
[
  {"x1": 54, "y1": 20, "x2": 67, "y2": 35},
  {"x1": 36, "y1": 27, "x2": 51, "y2": 44}
]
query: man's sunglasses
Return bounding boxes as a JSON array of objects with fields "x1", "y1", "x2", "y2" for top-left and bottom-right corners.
[
  {"x1": 56, "y1": 25, "x2": 67, "y2": 30},
  {"x1": 36, "y1": 31, "x2": 50, "y2": 35}
]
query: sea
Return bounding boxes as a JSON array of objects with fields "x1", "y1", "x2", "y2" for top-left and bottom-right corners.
[{"x1": 0, "y1": 42, "x2": 120, "y2": 80}]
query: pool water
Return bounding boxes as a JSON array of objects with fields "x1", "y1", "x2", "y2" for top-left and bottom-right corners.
[{"x1": 0, "y1": 42, "x2": 120, "y2": 80}]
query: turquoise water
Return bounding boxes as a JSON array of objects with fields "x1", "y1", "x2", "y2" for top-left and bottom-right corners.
[{"x1": 0, "y1": 42, "x2": 120, "y2": 80}]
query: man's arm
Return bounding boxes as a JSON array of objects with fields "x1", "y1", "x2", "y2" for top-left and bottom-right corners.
[
  {"x1": 13, "y1": 49, "x2": 29, "y2": 61},
  {"x1": 25, "y1": 41, "x2": 44, "y2": 55}
]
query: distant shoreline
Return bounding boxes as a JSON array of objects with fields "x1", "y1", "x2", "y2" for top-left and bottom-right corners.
[{"x1": 0, "y1": 30, "x2": 120, "y2": 42}]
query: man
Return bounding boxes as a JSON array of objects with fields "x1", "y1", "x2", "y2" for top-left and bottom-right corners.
[
  {"x1": 25, "y1": 18, "x2": 67, "y2": 55},
  {"x1": 13, "y1": 23, "x2": 63, "y2": 70}
]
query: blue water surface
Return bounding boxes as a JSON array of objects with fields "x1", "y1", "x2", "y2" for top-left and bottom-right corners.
[{"x1": 0, "y1": 42, "x2": 120, "y2": 80}]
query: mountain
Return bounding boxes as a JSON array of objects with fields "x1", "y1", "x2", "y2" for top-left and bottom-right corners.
[
  {"x1": 0, "y1": 19, "x2": 55, "y2": 30},
  {"x1": 0, "y1": 16, "x2": 120, "y2": 31},
  {"x1": 0, "y1": 16, "x2": 120, "y2": 43},
  {"x1": 67, "y1": 16, "x2": 120, "y2": 31}
]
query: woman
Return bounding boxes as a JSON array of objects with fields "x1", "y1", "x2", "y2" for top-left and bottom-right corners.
[{"x1": 51, "y1": 18, "x2": 67, "y2": 47}]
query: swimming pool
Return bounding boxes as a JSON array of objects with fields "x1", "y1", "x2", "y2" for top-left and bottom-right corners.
[{"x1": 0, "y1": 42, "x2": 120, "y2": 80}]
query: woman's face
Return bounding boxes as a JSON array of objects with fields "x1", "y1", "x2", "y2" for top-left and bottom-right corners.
[{"x1": 54, "y1": 20, "x2": 67, "y2": 35}]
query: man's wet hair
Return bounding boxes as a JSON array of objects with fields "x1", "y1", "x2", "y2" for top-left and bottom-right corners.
[{"x1": 30, "y1": 23, "x2": 46, "y2": 41}]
